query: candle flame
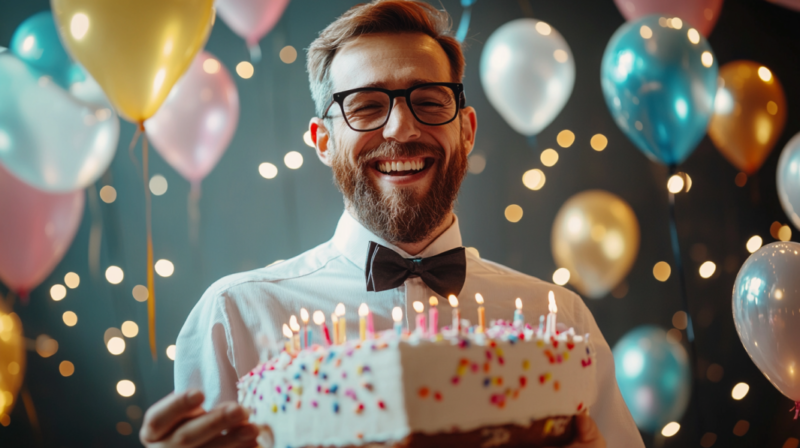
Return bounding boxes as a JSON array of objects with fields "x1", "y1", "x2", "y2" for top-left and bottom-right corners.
[
  {"x1": 448, "y1": 294, "x2": 459, "y2": 308},
  {"x1": 358, "y1": 303, "x2": 369, "y2": 317},
  {"x1": 413, "y1": 301, "x2": 424, "y2": 313},
  {"x1": 331, "y1": 313, "x2": 339, "y2": 323},
  {"x1": 392, "y1": 306, "x2": 403, "y2": 322},
  {"x1": 289, "y1": 315, "x2": 300, "y2": 332},
  {"x1": 515, "y1": 298, "x2": 522, "y2": 310},
  {"x1": 335, "y1": 303, "x2": 345, "y2": 316},
  {"x1": 282, "y1": 324, "x2": 293, "y2": 339},
  {"x1": 429, "y1": 296, "x2": 439, "y2": 306},
  {"x1": 313, "y1": 310, "x2": 325, "y2": 325},
  {"x1": 548, "y1": 291, "x2": 557, "y2": 313},
  {"x1": 300, "y1": 308, "x2": 309, "y2": 323},
  {"x1": 475, "y1": 293, "x2": 484, "y2": 305}
]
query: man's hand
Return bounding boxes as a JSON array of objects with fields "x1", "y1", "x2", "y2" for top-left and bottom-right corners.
[
  {"x1": 140, "y1": 390, "x2": 259, "y2": 448},
  {"x1": 563, "y1": 413, "x2": 606, "y2": 448}
]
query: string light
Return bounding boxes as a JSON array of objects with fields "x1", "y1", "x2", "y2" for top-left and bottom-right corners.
[
  {"x1": 155, "y1": 259, "x2": 174, "y2": 277},
  {"x1": 64, "y1": 272, "x2": 80, "y2": 289},
  {"x1": 746, "y1": 236, "x2": 762, "y2": 253},
  {"x1": 35, "y1": 335, "x2": 58, "y2": 358},
  {"x1": 590, "y1": 134, "x2": 607, "y2": 151},
  {"x1": 116, "y1": 380, "x2": 136, "y2": 397},
  {"x1": 553, "y1": 49, "x2": 568, "y2": 63},
  {"x1": 132, "y1": 285, "x2": 148, "y2": 302},
  {"x1": 303, "y1": 131, "x2": 314, "y2": 148},
  {"x1": 778, "y1": 225, "x2": 792, "y2": 241},
  {"x1": 149, "y1": 175, "x2": 168, "y2": 196},
  {"x1": 522, "y1": 169, "x2": 545, "y2": 190},
  {"x1": 107, "y1": 337, "x2": 126, "y2": 355},
  {"x1": 701, "y1": 51, "x2": 714, "y2": 68},
  {"x1": 259, "y1": 162, "x2": 278, "y2": 179},
  {"x1": 121, "y1": 321, "x2": 139, "y2": 338},
  {"x1": 59, "y1": 360, "x2": 75, "y2": 377},
  {"x1": 105, "y1": 266, "x2": 124, "y2": 284},
  {"x1": 504, "y1": 204, "x2": 523, "y2": 223},
  {"x1": 553, "y1": 268, "x2": 570, "y2": 286},
  {"x1": 699, "y1": 261, "x2": 716, "y2": 279},
  {"x1": 166, "y1": 344, "x2": 176, "y2": 360},
  {"x1": 50, "y1": 284, "x2": 67, "y2": 301},
  {"x1": 62, "y1": 311, "x2": 78, "y2": 327},
  {"x1": 556, "y1": 130, "x2": 575, "y2": 148},
  {"x1": 535, "y1": 22, "x2": 551, "y2": 35},
  {"x1": 284, "y1": 151, "x2": 303, "y2": 169},
  {"x1": 236, "y1": 61, "x2": 254, "y2": 79},
  {"x1": 202, "y1": 58, "x2": 220, "y2": 74},
  {"x1": 732, "y1": 382, "x2": 749, "y2": 400},
  {"x1": 687, "y1": 28, "x2": 700, "y2": 44},
  {"x1": 661, "y1": 422, "x2": 680, "y2": 437},
  {"x1": 670, "y1": 17, "x2": 683, "y2": 29},
  {"x1": 758, "y1": 66, "x2": 772, "y2": 82},
  {"x1": 639, "y1": 25, "x2": 653, "y2": 39},
  {"x1": 99, "y1": 185, "x2": 117, "y2": 203},
  {"x1": 653, "y1": 261, "x2": 671, "y2": 282},
  {"x1": 667, "y1": 175, "x2": 684, "y2": 194},
  {"x1": 279, "y1": 46, "x2": 297, "y2": 64},
  {"x1": 540, "y1": 149, "x2": 559, "y2": 167}
]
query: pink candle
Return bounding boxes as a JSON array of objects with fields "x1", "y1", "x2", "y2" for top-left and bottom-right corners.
[
  {"x1": 366, "y1": 310, "x2": 375, "y2": 339},
  {"x1": 429, "y1": 296, "x2": 439, "y2": 335},
  {"x1": 412, "y1": 301, "x2": 426, "y2": 336},
  {"x1": 313, "y1": 311, "x2": 332, "y2": 345}
]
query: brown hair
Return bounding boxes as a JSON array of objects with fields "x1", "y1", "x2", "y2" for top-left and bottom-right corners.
[{"x1": 306, "y1": 0, "x2": 465, "y2": 117}]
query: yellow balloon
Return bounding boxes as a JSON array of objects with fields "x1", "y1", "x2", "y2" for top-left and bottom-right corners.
[
  {"x1": 52, "y1": 0, "x2": 215, "y2": 123},
  {"x1": 551, "y1": 190, "x2": 640, "y2": 299},
  {"x1": 0, "y1": 310, "x2": 25, "y2": 420},
  {"x1": 708, "y1": 61, "x2": 787, "y2": 175}
]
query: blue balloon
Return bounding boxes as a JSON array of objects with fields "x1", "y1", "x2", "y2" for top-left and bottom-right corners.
[
  {"x1": 601, "y1": 15, "x2": 718, "y2": 166},
  {"x1": 10, "y1": 11, "x2": 84, "y2": 88},
  {"x1": 612, "y1": 325, "x2": 690, "y2": 432}
]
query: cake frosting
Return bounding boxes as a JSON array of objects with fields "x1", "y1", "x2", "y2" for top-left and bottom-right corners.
[{"x1": 238, "y1": 315, "x2": 597, "y2": 448}]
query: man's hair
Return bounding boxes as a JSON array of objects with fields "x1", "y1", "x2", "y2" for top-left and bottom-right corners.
[{"x1": 306, "y1": 0, "x2": 465, "y2": 118}]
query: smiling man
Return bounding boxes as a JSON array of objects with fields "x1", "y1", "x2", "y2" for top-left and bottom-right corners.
[{"x1": 139, "y1": 2, "x2": 644, "y2": 448}]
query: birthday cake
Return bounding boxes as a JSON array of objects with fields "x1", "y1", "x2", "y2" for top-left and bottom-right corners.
[{"x1": 238, "y1": 294, "x2": 597, "y2": 448}]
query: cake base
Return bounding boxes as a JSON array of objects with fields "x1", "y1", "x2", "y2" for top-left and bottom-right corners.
[{"x1": 269, "y1": 416, "x2": 576, "y2": 448}]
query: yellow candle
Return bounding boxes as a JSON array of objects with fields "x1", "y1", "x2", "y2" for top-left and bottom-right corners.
[
  {"x1": 331, "y1": 313, "x2": 339, "y2": 345},
  {"x1": 300, "y1": 308, "x2": 309, "y2": 348},
  {"x1": 282, "y1": 323, "x2": 293, "y2": 353},
  {"x1": 335, "y1": 303, "x2": 346, "y2": 344},
  {"x1": 359, "y1": 303, "x2": 369, "y2": 341},
  {"x1": 475, "y1": 293, "x2": 486, "y2": 333}
]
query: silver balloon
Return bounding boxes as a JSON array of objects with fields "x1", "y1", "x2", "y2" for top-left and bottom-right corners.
[
  {"x1": 733, "y1": 241, "x2": 800, "y2": 402},
  {"x1": 777, "y1": 132, "x2": 800, "y2": 231},
  {"x1": 480, "y1": 18, "x2": 575, "y2": 137}
]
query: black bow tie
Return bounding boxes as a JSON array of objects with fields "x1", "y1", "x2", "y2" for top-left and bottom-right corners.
[{"x1": 365, "y1": 241, "x2": 466, "y2": 297}]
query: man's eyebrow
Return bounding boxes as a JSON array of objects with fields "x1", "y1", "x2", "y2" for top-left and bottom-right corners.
[{"x1": 357, "y1": 78, "x2": 440, "y2": 89}]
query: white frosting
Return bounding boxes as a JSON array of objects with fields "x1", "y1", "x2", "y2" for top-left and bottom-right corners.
[{"x1": 239, "y1": 330, "x2": 596, "y2": 448}]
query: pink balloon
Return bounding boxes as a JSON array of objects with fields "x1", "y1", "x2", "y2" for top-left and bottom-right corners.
[
  {"x1": 145, "y1": 51, "x2": 239, "y2": 187},
  {"x1": 613, "y1": 0, "x2": 724, "y2": 36},
  {"x1": 766, "y1": 0, "x2": 800, "y2": 12},
  {"x1": 216, "y1": 0, "x2": 290, "y2": 47},
  {"x1": 0, "y1": 164, "x2": 84, "y2": 298}
]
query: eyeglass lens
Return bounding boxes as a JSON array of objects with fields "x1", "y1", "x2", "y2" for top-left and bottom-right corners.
[{"x1": 342, "y1": 86, "x2": 457, "y2": 130}]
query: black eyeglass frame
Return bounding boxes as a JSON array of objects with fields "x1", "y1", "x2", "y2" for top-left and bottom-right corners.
[{"x1": 322, "y1": 82, "x2": 467, "y2": 132}]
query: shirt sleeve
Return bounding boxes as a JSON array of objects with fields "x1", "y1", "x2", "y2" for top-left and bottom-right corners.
[
  {"x1": 174, "y1": 288, "x2": 242, "y2": 410},
  {"x1": 575, "y1": 293, "x2": 645, "y2": 448}
]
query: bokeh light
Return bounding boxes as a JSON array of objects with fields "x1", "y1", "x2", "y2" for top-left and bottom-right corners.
[
  {"x1": 672, "y1": 311, "x2": 687, "y2": 330},
  {"x1": 166, "y1": 344, "x2": 177, "y2": 361},
  {"x1": 557, "y1": 130, "x2": 575, "y2": 148},
  {"x1": 155, "y1": 259, "x2": 174, "y2": 277},
  {"x1": 107, "y1": 337, "x2": 126, "y2": 355},
  {"x1": 99, "y1": 185, "x2": 117, "y2": 203},
  {"x1": 590, "y1": 134, "x2": 607, "y2": 151},
  {"x1": 59, "y1": 360, "x2": 75, "y2": 377},
  {"x1": 280, "y1": 45, "x2": 297, "y2": 64},
  {"x1": 50, "y1": 284, "x2": 67, "y2": 301},
  {"x1": 62, "y1": 311, "x2": 78, "y2": 327},
  {"x1": 653, "y1": 261, "x2": 671, "y2": 282},
  {"x1": 778, "y1": 225, "x2": 792, "y2": 241},
  {"x1": 121, "y1": 321, "x2": 139, "y2": 338},
  {"x1": 504, "y1": 205, "x2": 523, "y2": 223},
  {"x1": 701, "y1": 51, "x2": 714, "y2": 68},
  {"x1": 522, "y1": 169, "x2": 545, "y2": 190},
  {"x1": 259, "y1": 162, "x2": 278, "y2": 179},
  {"x1": 284, "y1": 151, "x2": 304, "y2": 169},
  {"x1": 707, "y1": 363, "x2": 724, "y2": 382},
  {"x1": 236, "y1": 61, "x2": 254, "y2": 79},
  {"x1": 35, "y1": 335, "x2": 58, "y2": 358},
  {"x1": 105, "y1": 266, "x2": 124, "y2": 285},
  {"x1": 64, "y1": 272, "x2": 80, "y2": 289},
  {"x1": 202, "y1": 57, "x2": 220, "y2": 74},
  {"x1": 661, "y1": 422, "x2": 680, "y2": 437},
  {"x1": 699, "y1": 261, "x2": 716, "y2": 279},
  {"x1": 639, "y1": 25, "x2": 652, "y2": 39},
  {"x1": 116, "y1": 380, "x2": 136, "y2": 397},
  {"x1": 746, "y1": 236, "x2": 763, "y2": 253},
  {"x1": 117, "y1": 422, "x2": 133, "y2": 435},
  {"x1": 468, "y1": 154, "x2": 486, "y2": 174},
  {"x1": 132, "y1": 285, "x2": 149, "y2": 302},
  {"x1": 535, "y1": 22, "x2": 551, "y2": 35},
  {"x1": 553, "y1": 268, "x2": 570, "y2": 286},
  {"x1": 732, "y1": 382, "x2": 750, "y2": 400},
  {"x1": 149, "y1": 174, "x2": 168, "y2": 196},
  {"x1": 667, "y1": 175, "x2": 685, "y2": 194},
  {"x1": 700, "y1": 433, "x2": 717, "y2": 448},
  {"x1": 733, "y1": 420, "x2": 750, "y2": 436},
  {"x1": 303, "y1": 130, "x2": 314, "y2": 148},
  {"x1": 540, "y1": 149, "x2": 559, "y2": 167},
  {"x1": 735, "y1": 172, "x2": 747, "y2": 187},
  {"x1": 758, "y1": 66, "x2": 772, "y2": 82},
  {"x1": 687, "y1": 28, "x2": 700, "y2": 44}
]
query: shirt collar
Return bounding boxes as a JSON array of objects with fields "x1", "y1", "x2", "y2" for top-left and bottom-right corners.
[{"x1": 332, "y1": 210, "x2": 463, "y2": 269}]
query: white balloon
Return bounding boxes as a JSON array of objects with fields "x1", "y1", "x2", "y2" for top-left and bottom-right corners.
[
  {"x1": 480, "y1": 18, "x2": 575, "y2": 137},
  {"x1": 777, "y1": 132, "x2": 800, "y2": 230}
]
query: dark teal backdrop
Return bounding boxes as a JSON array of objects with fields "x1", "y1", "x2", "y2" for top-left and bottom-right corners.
[{"x1": 1, "y1": 0, "x2": 799, "y2": 446}]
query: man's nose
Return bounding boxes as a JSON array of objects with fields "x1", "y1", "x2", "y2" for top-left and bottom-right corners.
[{"x1": 382, "y1": 98, "x2": 421, "y2": 142}]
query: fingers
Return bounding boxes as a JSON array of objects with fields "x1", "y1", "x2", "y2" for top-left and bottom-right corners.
[
  {"x1": 141, "y1": 390, "x2": 206, "y2": 444},
  {"x1": 166, "y1": 402, "x2": 251, "y2": 448},
  {"x1": 204, "y1": 424, "x2": 260, "y2": 448},
  {"x1": 570, "y1": 413, "x2": 606, "y2": 448}
]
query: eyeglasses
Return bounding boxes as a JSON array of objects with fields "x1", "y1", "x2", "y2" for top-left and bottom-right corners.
[{"x1": 323, "y1": 82, "x2": 466, "y2": 132}]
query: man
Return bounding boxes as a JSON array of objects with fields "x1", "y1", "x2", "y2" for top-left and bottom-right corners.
[{"x1": 140, "y1": 1, "x2": 644, "y2": 447}]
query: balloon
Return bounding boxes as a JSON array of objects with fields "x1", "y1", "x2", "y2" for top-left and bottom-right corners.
[
  {"x1": 51, "y1": 0, "x2": 215, "y2": 122},
  {"x1": 613, "y1": 0, "x2": 724, "y2": 37},
  {"x1": 10, "y1": 11, "x2": 84, "y2": 89},
  {"x1": 766, "y1": 0, "x2": 800, "y2": 12},
  {"x1": 146, "y1": 51, "x2": 239, "y2": 187},
  {"x1": 601, "y1": 15, "x2": 718, "y2": 166},
  {"x1": 777, "y1": 133, "x2": 800, "y2": 231},
  {"x1": 0, "y1": 310, "x2": 25, "y2": 420},
  {"x1": 551, "y1": 190, "x2": 640, "y2": 299},
  {"x1": 480, "y1": 18, "x2": 575, "y2": 137},
  {"x1": 733, "y1": 241, "x2": 800, "y2": 404},
  {"x1": 216, "y1": 0, "x2": 290, "y2": 47},
  {"x1": 612, "y1": 326, "x2": 690, "y2": 432},
  {"x1": 0, "y1": 53, "x2": 119, "y2": 192},
  {"x1": 708, "y1": 61, "x2": 787, "y2": 174},
  {"x1": 0, "y1": 164, "x2": 84, "y2": 297}
]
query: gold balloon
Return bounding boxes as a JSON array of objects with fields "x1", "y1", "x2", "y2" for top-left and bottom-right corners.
[
  {"x1": 708, "y1": 61, "x2": 787, "y2": 174},
  {"x1": 551, "y1": 190, "x2": 640, "y2": 299},
  {"x1": 51, "y1": 0, "x2": 215, "y2": 122},
  {"x1": 0, "y1": 310, "x2": 25, "y2": 420}
]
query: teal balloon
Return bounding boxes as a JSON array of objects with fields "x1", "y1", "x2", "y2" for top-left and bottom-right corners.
[
  {"x1": 612, "y1": 325, "x2": 690, "y2": 432},
  {"x1": 601, "y1": 15, "x2": 718, "y2": 166},
  {"x1": 10, "y1": 11, "x2": 84, "y2": 88}
]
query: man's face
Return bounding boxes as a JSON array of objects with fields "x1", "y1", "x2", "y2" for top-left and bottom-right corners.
[{"x1": 311, "y1": 32, "x2": 477, "y2": 244}]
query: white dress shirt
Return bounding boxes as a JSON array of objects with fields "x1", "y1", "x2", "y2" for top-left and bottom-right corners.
[{"x1": 175, "y1": 210, "x2": 644, "y2": 447}]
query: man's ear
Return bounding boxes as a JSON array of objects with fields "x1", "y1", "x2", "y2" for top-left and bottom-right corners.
[
  {"x1": 460, "y1": 106, "x2": 478, "y2": 156},
  {"x1": 310, "y1": 117, "x2": 333, "y2": 167}
]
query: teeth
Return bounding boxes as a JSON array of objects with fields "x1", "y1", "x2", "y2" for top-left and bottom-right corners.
[{"x1": 377, "y1": 159, "x2": 425, "y2": 173}]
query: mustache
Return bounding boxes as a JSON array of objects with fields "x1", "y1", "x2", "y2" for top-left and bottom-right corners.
[{"x1": 357, "y1": 141, "x2": 445, "y2": 164}]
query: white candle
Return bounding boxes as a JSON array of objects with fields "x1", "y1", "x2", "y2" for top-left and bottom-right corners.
[
  {"x1": 412, "y1": 301, "x2": 426, "y2": 336},
  {"x1": 475, "y1": 293, "x2": 486, "y2": 334},
  {"x1": 289, "y1": 315, "x2": 301, "y2": 351},
  {"x1": 546, "y1": 291, "x2": 558, "y2": 337},
  {"x1": 513, "y1": 298, "x2": 523, "y2": 328},
  {"x1": 392, "y1": 306, "x2": 403, "y2": 337},
  {"x1": 282, "y1": 323, "x2": 293, "y2": 353},
  {"x1": 300, "y1": 308, "x2": 310, "y2": 349},
  {"x1": 448, "y1": 294, "x2": 460, "y2": 334},
  {"x1": 428, "y1": 296, "x2": 439, "y2": 336}
]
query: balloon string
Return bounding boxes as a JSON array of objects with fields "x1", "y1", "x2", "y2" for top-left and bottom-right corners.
[
  {"x1": 517, "y1": 0, "x2": 534, "y2": 18},
  {"x1": 21, "y1": 385, "x2": 42, "y2": 445},
  {"x1": 188, "y1": 182, "x2": 201, "y2": 244},
  {"x1": 667, "y1": 165, "x2": 705, "y2": 434},
  {"x1": 455, "y1": 1, "x2": 474, "y2": 43},
  {"x1": 248, "y1": 43, "x2": 262, "y2": 63},
  {"x1": 140, "y1": 123, "x2": 157, "y2": 360},
  {"x1": 87, "y1": 184, "x2": 103, "y2": 279},
  {"x1": 128, "y1": 127, "x2": 143, "y2": 175}
]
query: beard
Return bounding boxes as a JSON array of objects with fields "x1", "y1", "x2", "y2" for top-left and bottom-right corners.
[{"x1": 331, "y1": 139, "x2": 468, "y2": 244}]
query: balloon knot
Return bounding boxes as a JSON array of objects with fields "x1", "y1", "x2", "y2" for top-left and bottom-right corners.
[
  {"x1": 16, "y1": 289, "x2": 28, "y2": 304},
  {"x1": 790, "y1": 401, "x2": 800, "y2": 420},
  {"x1": 138, "y1": 121, "x2": 145, "y2": 132}
]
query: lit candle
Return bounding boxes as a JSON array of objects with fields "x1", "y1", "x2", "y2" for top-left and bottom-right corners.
[
  {"x1": 282, "y1": 324, "x2": 293, "y2": 353},
  {"x1": 428, "y1": 296, "x2": 439, "y2": 336},
  {"x1": 392, "y1": 306, "x2": 403, "y2": 337},
  {"x1": 335, "y1": 303, "x2": 346, "y2": 344},
  {"x1": 367, "y1": 307, "x2": 375, "y2": 339},
  {"x1": 313, "y1": 310, "x2": 332, "y2": 346},
  {"x1": 513, "y1": 298, "x2": 524, "y2": 328},
  {"x1": 289, "y1": 315, "x2": 301, "y2": 351},
  {"x1": 475, "y1": 293, "x2": 486, "y2": 334},
  {"x1": 300, "y1": 308, "x2": 310, "y2": 349},
  {"x1": 448, "y1": 294, "x2": 460, "y2": 334},
  {"x1": 331, "y1": 313, "x2": 339, "y2": 345},
  {"x1": 546, "y1": 291, "x2": 558, "y2": 337},
  {"x1": 358, "y1": 303, "x2": 369, "y2": 341},
  {"x1": 412, "y1": 301, "x2": 426, "y2": 336}
]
